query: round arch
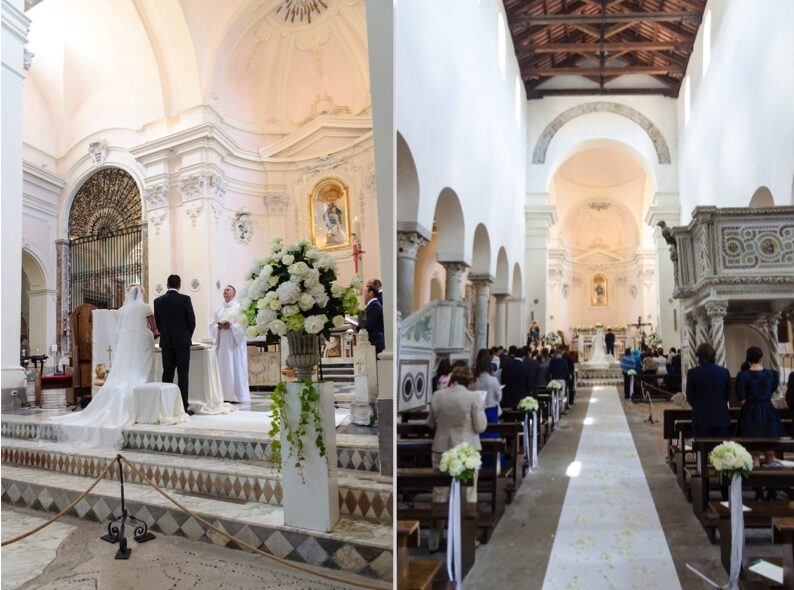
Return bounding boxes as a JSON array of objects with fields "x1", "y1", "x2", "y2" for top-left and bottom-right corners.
[
  {"x1": 494, "y1": 247, "x2": 510, "y2": 294},
  {"x1": 397, "y1": 131, "x2": 421, "y2": 226},
  {"x1": 749, "y1": 186, "x2": 775, "y2": 208},
  {"x1": 433, "y1": 188, "x2": 466, "y2": 262},
  {"x1": 21, "y1": 247, "x2": 52, "y2": 355},
  {"x1": 511, "y1": 263, "x2": 523, "y2": 298},
  {"x1": 471, "y1": 224, "x2": 492, "y2": 276},
  {"x1": 532, "y1": 101, "x2": 671, "y2": 165}
]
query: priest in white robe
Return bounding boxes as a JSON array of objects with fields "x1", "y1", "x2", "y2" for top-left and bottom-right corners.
[{"x1": 209, "y1": 285, "x2": 250, "y2": 403}]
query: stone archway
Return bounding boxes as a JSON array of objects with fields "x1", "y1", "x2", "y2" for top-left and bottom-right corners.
[{"x1": 532, "y1": 101, "x2": 671, "y2": 165}]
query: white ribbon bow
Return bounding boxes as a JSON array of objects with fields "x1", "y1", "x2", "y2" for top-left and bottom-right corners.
[{"x1": 446, "y1": 480, "x2": 464, "y2": 588}]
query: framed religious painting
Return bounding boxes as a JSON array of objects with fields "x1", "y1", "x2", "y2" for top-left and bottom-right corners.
[
  {"x1": 308, "y1": 177, "x2": 351, "y2": 251},
  {"x1": 590, "y1": 273, "x2": 608, "y2": 307}
]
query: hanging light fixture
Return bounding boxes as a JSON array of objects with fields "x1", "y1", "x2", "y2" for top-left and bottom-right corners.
[{"x1": 277, "y1": 0, "x2": 328, "y2": 24}]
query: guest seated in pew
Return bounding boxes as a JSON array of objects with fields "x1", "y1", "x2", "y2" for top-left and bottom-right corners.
[{"x1": 685, "y1": 343, "x2": 731, "y2": 437}]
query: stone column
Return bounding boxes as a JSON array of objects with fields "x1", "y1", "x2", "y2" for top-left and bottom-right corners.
[
  {"x1": 396, "y1": 230, "x2": 427, "y2": 318},
  {"x1": 683, "y1": 310, "x2": 698, "y2": 371},
  {"x1": 441, "y1": 261, "x2": 468, "y2": 302},
  {"x1": 645, "y1": 198, "x2": 680, "y2": 345},
  {"x1": 469, "y1": 275, "x2": 493, "y2": 354},
  {"x1": 524, "y1": 200, "x2": 557, "y2": 332},
  {"x1": 763, "y1": 312, "x2": 783, "y2": 397},
  {"x1": 705, "y1": 300, "x2": 729, "y2": 367},
  {"x1": 694, "y1": 308, "x2": 710, "y2": 352},
  {"x1": 1, "y1": 0, "x2": 30, "y2": 390},
  {"x1": 493, "y1": 294, "x2": 508, "y2": 347},
  {"x1": 55, "y1": 239, "x2": 71, "y2": 354}
]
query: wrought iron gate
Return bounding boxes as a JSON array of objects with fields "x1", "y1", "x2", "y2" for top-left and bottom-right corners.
[{"x1": 68, "y1": 168, "x2": 144, "y2": 310}]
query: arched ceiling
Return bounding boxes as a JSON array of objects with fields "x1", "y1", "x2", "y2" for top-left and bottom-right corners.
[
  {"x1": 23, "y1": 0, "x2": 370, "y2": 156},
  {"x1": 556, "y1": 147, "x2": 645, "y2": 188}
]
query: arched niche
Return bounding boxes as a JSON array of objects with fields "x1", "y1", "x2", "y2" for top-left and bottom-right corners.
[
  {"x1": 471, "y1": 224, "x2": 492, "y2": 276},
  {"x1": 433, "y1": 188, "x2": 466, "y2": 263},
  {"x1": 22, "y1": 248, "x2": 51, "y2": 355},
  {"x1": 494, "y1": 247, "x2": 510, "y2": 294}
]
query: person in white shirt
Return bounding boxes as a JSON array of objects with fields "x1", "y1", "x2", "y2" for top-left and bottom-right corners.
[{"x1": 209, "y1": 285, "x2": 250, "y2": 403}]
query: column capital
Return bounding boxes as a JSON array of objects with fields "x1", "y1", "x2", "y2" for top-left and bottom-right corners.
[
  {"x1": 143, "y1": 180, "x2": 169, "y2": 209},
  {"x1": 468, "y1": 274, "x2": 494, "y2": 286},
  {"x1": 493, "y1": 293, "x2": 509, "y2": 302},
  {"x1": 705, "y1": 300, "x2": 729, "y2": 318},
  {"x1": 396, "y1": 230, "x2": 428, "y2": 260},
  {"x1": 440, "y1": 260, "x2": 469, "y2": 274}
]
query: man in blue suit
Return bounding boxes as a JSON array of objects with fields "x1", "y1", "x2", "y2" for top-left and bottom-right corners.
[{"x1": 685, "y1": 343, "x2": 731, "y2": 437}]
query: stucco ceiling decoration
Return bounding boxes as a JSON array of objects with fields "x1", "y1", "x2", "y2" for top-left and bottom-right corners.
[
  {"x1": 561, "y1": 198, "x2": 638, "y2": 261},
  {"x1": 276, "y1": 0, "x2": 328, "y2": 24},
  {"x1": 587, "y1": 200, "x2": 611, "y2": 211}
]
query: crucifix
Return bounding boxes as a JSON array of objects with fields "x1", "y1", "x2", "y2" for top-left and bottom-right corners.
[
  {"x1": 351, "y1": 238, "x2": 365, "y2": 275},
  {"x1": 628, "y1": 315, "x2": 652, "y2": 331}
]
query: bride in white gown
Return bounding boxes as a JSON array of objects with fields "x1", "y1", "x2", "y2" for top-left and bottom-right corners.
[
  {"x1": 584, "y1": 330, "x2": 612, "y2": 368},
  {"x1": 43, "y1": 285, "x2": 184, "y2": 449}
]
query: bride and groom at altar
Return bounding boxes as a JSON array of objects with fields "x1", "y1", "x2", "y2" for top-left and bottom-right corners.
[
  {"x1": 45, "y1": 275, "x2": 246, "y2": 450},
  {"x1": 583, "y1": 329, "x2": 617, "y2": 369}
]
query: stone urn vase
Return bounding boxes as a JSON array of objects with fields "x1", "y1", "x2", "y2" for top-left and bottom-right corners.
[{"x1": 286, "y1": 332, "x2": 321, "y2": 381}]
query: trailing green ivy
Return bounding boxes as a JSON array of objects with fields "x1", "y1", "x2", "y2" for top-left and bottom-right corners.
[{"x1": 268, "y1": 380, "x2": 327, "y2": 479}]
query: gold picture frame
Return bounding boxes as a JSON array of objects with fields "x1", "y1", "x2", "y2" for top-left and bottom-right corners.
[
  {"x1": 590, "y1": 273, "x2": 608, "y2": 307},
  {"x1": 308, "y1": 177, "x2": 351, "y2": 251}
]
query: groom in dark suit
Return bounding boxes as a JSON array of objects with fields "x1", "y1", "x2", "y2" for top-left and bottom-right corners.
[
  {"x1": 605, "y1": 329, "x2": 616, "y2": 356},
  {"x1": 154, "y1": 275, "x2": 196, "y2": 415}
]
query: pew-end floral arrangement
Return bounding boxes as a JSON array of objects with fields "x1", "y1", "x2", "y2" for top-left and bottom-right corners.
[
  {"x1": 518, "y1": 396, "x2": 539, "y2": 413},
  {"x1": 546, "y1": 380, "x2": 562, "y2": 391},
  {"x1": 240, "y1": 237, "x2": 362, "y2": 475},
  {"x1": 709, "y1": 441, "x2": 753, "y2": 479},
  {"x1": 439, "y1": 442, "x2": 481, "y2": 483}
]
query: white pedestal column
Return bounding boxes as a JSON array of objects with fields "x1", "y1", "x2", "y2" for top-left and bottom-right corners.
[
  {"x1": 281, "y1": 381, "x2": 339, "y2": 532},
  {"x1": 1, "y1": 0, "x2": 30, "y2": 390}
]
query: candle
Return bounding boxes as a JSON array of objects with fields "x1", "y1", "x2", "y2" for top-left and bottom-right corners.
[{"x1": 352, "y1": 217, "x2": 361, "y2": 239}]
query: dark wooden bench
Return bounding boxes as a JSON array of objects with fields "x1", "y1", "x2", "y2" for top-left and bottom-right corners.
[
  {"x1": 692, "y1": 439, "x2": 794, "y2": 538},
  {"x1": 397, "y1": 520, "x2": 445, "y2": 590},
  {"x1": 773, "y1": 517, "x2": 794, "y2": 590}
]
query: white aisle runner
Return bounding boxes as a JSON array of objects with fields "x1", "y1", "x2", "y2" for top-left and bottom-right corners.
[{"x1": 542, "y1": 386, "x2": 682, "y2": 590}]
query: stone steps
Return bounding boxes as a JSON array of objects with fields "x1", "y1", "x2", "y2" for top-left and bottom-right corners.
[
  {"x1": 1, "y1": 437, "x2": 392, "y2": 524},
  {"x1": 1, "y1": 415, "x2": 381, "y2": 473},
  {"x1": 1, "y1": 465, "x2": 392, "y2": 582}
]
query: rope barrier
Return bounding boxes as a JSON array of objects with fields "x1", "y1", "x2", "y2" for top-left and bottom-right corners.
[
  {"x1": 1, "y1": 460, "x2": 116, "y2": 546},
  {"x1": 2, "y1": 456, "x2": 390, "y2": 590}
]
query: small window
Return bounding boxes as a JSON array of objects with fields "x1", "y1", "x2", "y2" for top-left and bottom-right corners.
[
  {"x1": 497, "y1": 13, "x2": 506, "y2": 78},
  {"x1": 702, "y1": 10, "x2": 712, "y2": 76}
]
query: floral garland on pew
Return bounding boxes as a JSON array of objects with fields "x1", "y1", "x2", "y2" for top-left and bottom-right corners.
[
  {"x1": 439, "y1": 443, "x2": 481, "y2": 587},
  {"x1": 687, "y1": 442, "x2": 753, "y2": 590}
]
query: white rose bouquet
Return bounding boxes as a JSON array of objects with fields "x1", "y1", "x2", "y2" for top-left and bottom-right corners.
[
  {"x1": 439, "y1": 442, "x2": 481, "y2": 483},
  {"x1": 544, "y1": 331, "x2": 561, "y2": 347},
  {"x1": 709, "y1": 441, "x2": 753, "y2": 479},
  {"x1": 627, "y1": 369, "x2": 637, "y2": 376},
  {"x1": 517, "y1": 397, "x2": 539, "y2": 413},
  {"x1": 646, "y1": 332, "x2": 663, "y2": 348},
  {"x1": 240, "y1": 237, "x2": 362, "y2": 343},
  {"x1": 546, "y1": 380, "x2": 562, "y2": 390}
]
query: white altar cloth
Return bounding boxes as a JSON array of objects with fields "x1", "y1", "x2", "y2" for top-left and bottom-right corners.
[
  {"x1": 133, "y1": 383, "x2": 187, "y2": 425},
  {"x1": 152, "y1": 346, "x2": 236, "y2": 415}
]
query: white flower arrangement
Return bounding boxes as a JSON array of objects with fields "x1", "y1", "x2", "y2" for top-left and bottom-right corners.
[
  {"x1": 709, "y1": 441, "x2": 753, "y2": 478},
  {"x1": 546, "y1": 380, "x2": 562, "y2": 390},
  {"x1": 646, "y1": 332, "x2": 663, "y2": 348},
  {"x1": 544, "y1": 332, "x2": 561, "y2": 347},
  {"x1": 439, "y1": 442, "x2": 481, "y2": 483},
  {"x1": 518, "y1": 397, "x2": 539, "y2": 413},
  {"x1": 241, "y1": 238, "x2": 362, "y2": 342},
  {"x1": 627, "y1": 369, "x2": 637, "y2": 376}
]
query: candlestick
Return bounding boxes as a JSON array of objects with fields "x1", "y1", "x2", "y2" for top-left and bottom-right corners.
[{"x1": 352, "y1": 217, "x2": 361, "y2": 239}]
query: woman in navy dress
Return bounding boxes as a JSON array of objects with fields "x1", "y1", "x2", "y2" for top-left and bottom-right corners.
[{"x1": 736, "y1": 346, "x2": 782, "y2": 438}]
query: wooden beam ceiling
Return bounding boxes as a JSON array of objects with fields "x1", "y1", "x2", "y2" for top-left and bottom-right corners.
[{"x1": 504, "y1": 0, "x2": 706, "y2": 98}]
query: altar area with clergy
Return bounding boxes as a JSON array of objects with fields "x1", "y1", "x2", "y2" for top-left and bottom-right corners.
[{"x1": 1, "y1": 0, "x2": 394, "y2": 587}]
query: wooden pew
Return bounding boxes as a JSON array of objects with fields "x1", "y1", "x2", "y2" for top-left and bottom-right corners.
[
  {"x1": 709, "y1": 467, "x2": 794, "y2": 573},
  {"x1": 397, "y1": 438, "x2": 510, "y2": 544},
  {"x1": 397, "y1": 468, "x2": 478, "y2": 580},
  {"x1": 663, "y1": 408, "x2": 693, "y2": 472},
  {"x1": 773, "y1": 517, "x2": 794, "y2": 590},
  {"x1": 397, "y1": 520, "x2": 445, "y2": 590},
  {"x1": 691, "y1": 439, "x2": 794, "y2": 539}
]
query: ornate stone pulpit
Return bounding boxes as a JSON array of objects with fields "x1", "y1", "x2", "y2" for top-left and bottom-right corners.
[{"x1": 660, "y1": 206, "x2": 794, "y2": 395}]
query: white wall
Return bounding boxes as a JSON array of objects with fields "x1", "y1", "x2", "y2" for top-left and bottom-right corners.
[
  {"x1": 396, "y1": 0, "x2": 526, "y2": 279},
  {"x1": 678, "y1": 0, "x2": 794, "y2": 216}
]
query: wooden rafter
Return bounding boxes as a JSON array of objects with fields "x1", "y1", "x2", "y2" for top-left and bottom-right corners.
[{"x1": 512, "y1": 11, "x2": 702, "y2": 26}]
